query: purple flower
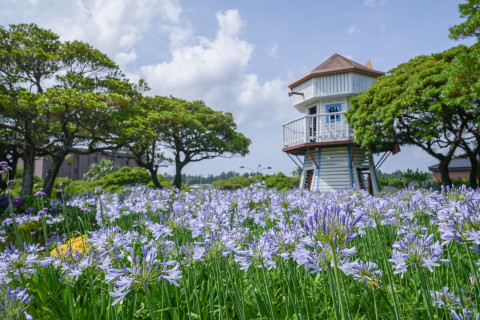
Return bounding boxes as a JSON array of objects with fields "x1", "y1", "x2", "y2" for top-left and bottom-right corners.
[
  {"x1": 304, "y1": 203, "x2": 362, "y2": 247},
  {"x1": 106, "y1": 244, "x2": 182, "y2": 306},
  {"x1": 451, "y1": 309, "x2": 479, "y2": 320},
  {"x1": 430, "y1": 287, "x2": 461, "y2": 309},
  {"x1": 0, "y1": 196, "x2": 9, "y2": 208},
  {"x1": 34, "y1": 191, "x2": 47, "y2": 198},
  {"x1": 0, "y1": 284, "x2": 34, "y2": 320},
  {"x1": 234, "y1": 235, "x2": 279, "y2": 271},
  {"x1": 11, "y1": 197, "x2": 24, "y2": 207},
  {"x1": 388, "y1": 233, "x2": 450, "y2": 278}
]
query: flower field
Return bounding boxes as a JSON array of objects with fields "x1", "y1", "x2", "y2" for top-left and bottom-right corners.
[{"x1": 1, "y1": 183, "x2": 480, "y2": 320}]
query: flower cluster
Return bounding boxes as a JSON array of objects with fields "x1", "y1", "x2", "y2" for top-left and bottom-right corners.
[
  {"x1": 106, "y1": 244, "x2": 182, "y2": 305},
  {"x1": 0, "y1": 284, "x2": 33, "y2": 320},
  {"x1": 389, "y1": 233, "x2": 450, "y2": 277},
  {"x1": 0, "y1": 243, "x2": 54, "y2": 284}
]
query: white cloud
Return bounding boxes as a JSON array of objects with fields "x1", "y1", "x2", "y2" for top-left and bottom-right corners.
[
  {"x1": 116, "y1": 50, "x2": 138, "y2": 66},
  {"x1": 265, "y1": 42, "x2": 279, "y2": 58},
  {"x1": 347, "y1": 25, "x2": 359, "y2": 35},
  {"x1": 217, "y1": 9, "x2": 245, "y2": 37},
  {"x1": 236, "y1": 74, "x2": 289, "y2": 126},
  {"x1": 141, "y1": 9, "x2": 291, "y2": 126},
  {"x1": 2, "y1": 0, "x2": 177, "y2": 69},
  {"x1": 363, "y1": 0, "x2": 387, "y2": 7}
]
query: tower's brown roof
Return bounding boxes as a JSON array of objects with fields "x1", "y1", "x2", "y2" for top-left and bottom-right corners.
[{"x1": 288, "y1": 54, "x2": 384, "y2": 89}]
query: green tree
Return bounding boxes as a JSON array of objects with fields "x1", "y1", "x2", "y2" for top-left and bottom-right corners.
[
  {"x1": 38, "y1": 88, "x2": 134, "y2": 196},
  {"x1": 448, "y1": 2, "x2": 480, "y2": 187},
  {"x1": 442, "y1": 44, "x2": 480, "y2": 187},
  {"x1": 119, "y1": 96, "x2": 171, "y2": 189},
  {"x1": 0, "y1": 24, "x2": 61, "y2": 195},
  {"x1": 347, "y1": 46, "x2": 471, "y2": 186},
  {"x1": 449, "y1": 0, "x2": 480, "y2": 40},
  {"x1": 134, "y1": 96, "x2": 251, "y2": 189},
  {"x1": 0, "y1": 23, "x2": 140, "y2": 196}
]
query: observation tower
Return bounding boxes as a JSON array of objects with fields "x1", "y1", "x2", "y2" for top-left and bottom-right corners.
[{"x1": 283, "y1": 54, "x2": 384, "y2": 193}]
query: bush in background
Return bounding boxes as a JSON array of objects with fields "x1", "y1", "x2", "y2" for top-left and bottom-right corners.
[
  {"x1": 213, "y1": 173, "x2": 300, "y2": 191},
  {"x1": 378, "y1": 169, "x2": 433, "y2": 190}
]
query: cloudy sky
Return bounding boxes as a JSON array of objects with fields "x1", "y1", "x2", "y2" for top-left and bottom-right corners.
[{"x1": 1, "y1": 0, "x2": 475, "y2": 177}]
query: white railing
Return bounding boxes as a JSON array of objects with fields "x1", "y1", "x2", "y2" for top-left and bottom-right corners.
[{"x1": 282, "y1": 112, "x2": 353, "y2": 148}]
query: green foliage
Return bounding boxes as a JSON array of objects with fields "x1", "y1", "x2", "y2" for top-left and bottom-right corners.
[
  {"x1": 213, "y1": 173, "x2": 300, "y2": 191},
  {"x1": 378, "y1": 169, "x2": 433, "y2": 189},
  {"x1": 0, "y1": 23, "x2": 141, "y2": 197},
  {"x1": 128, "y1": 96, "x2": 251, "y2": 189},
  {"x1": 72, "y1": 167, "x2": 153, "y2": 194},
  {"x1": 213, "y1": 176, "x2": 253, "y2": 190},
  {"x1": 347, "y1": 46, "x2": 476, "y2": 186},
  {"x1": 84, "y1": 159, "x2": 118, "y2": 181},
  {"x1": 49, "y1": 167, "x2": 171, "y2": 196},
  {"x1": 449, "y1": 0, "x2": 480, "y2": 40},
  {"x1": 260, "y1": 172, "x2": 300, "y2": 190}
]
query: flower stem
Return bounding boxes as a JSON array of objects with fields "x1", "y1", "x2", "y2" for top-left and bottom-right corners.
[{"x1": 331, "y1": 242, "x2": 348, "y2": 320}]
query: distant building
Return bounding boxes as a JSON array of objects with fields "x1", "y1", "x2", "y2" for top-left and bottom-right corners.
[
  {"x1": 428, "y1": 158, "x2": 471, "y2": 182},
  {"x1": 17, "y1": 151, "x2": 136, "y2": 180}
]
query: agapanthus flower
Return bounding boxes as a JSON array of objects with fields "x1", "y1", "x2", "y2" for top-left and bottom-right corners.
[
  {"x1": 234, "y1": 235, "x2": 279, "y2": 271},
  {"x1": 388, "y1": 233, "x2": 450, "y2": 277},
  {"x1": 300, "y1": 244, "x2": 357, "y2": 275},
  {"x1": 0, "y1": 284, "x2": 33, "y2": 320},
  {"x1": 265, "y1": 223, "x2": 302, "y2": 260},
  {"x1": 303, "y1": 203, "x2": 362, "y2": 248},
  {"x1": 351, "y1": 261, "x2": 383, "y2": 289},
  {"x1": 106, "y1": 244, "x2": 182, "y2": 305},
  {"x1": 451, "y1": 308, "x2": 479, "y2": 320},
  {"x1": 430, "y1": 287, "x2": 461, "y2": 309},
  {"x1": 0, "y1": 243, "x2": 54, "y2": 280}
]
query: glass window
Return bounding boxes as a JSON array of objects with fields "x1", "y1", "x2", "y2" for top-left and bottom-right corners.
[{"x1": 325, "y1": 104, "x2": 342, "y2": 123}]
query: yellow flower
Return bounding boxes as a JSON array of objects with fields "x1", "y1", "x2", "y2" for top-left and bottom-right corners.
[{"x1": 50, "y1": 235, "x2": 90, "y2": 257}]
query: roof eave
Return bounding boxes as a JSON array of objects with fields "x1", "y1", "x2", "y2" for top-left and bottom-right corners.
[{"x1": 288, "y1": 67, "x2": 385, "y2": 90}]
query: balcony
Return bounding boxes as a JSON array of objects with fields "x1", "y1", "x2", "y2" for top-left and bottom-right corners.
[{"x1": 282, "y1": 112, "x2": 353, "y2": 152}]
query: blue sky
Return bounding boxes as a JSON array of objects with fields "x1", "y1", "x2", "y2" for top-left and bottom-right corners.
[{"x1": 2, "y1": 0, "x2": 475, "y2": 177}]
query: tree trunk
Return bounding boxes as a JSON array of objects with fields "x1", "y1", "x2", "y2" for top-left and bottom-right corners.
[
  {"x1": 438, "y1": 159, "x2": 452, "y2": 186},
  {"x1": 477, "y1": 159, "x2": 480, "y2": 190},
  {"x1": 42, "y1": 153, "x2": 65, "y2": 197},
  {"x1": 467, "y1": 154, "x2": 478, "y2": 189},
  {"x1": 20, "y1": 147, "x2": 36, "y2": 196},
  {"x1": 173, "y1": 162, "x2": 185, "y2": 189},
  {"x1": 148, "y1": 167, "x2": 164, "y2": 189}
]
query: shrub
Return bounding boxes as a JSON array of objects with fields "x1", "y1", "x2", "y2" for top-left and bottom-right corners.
[
  {"x1": 84, "y1": 159, "x2": 119, "y2": 181},
  {"x1": 260, "y1": 172, "x2": 300, "y2": 190},
  {"x1": 54, "y1": 167, "x2": 171, "y2": 196},
  {"x1": 213, "y1": 173, "x2": 300, "y2": 191},
  {"x1": 213, "y1": 176, "x2": 253, "y2": 190}
]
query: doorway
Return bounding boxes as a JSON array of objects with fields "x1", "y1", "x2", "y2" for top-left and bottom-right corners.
[{"x1": 304, "y1": 169, "x2": 314, "y2": 190}]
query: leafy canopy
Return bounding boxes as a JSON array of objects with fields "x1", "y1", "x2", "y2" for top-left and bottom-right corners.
[
  {"x1": 450, "y1": 0, "x2": 480, "y2": 40},
  {"x1": 141, "y1": 96, "x2": 251, "y2": 189}
]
